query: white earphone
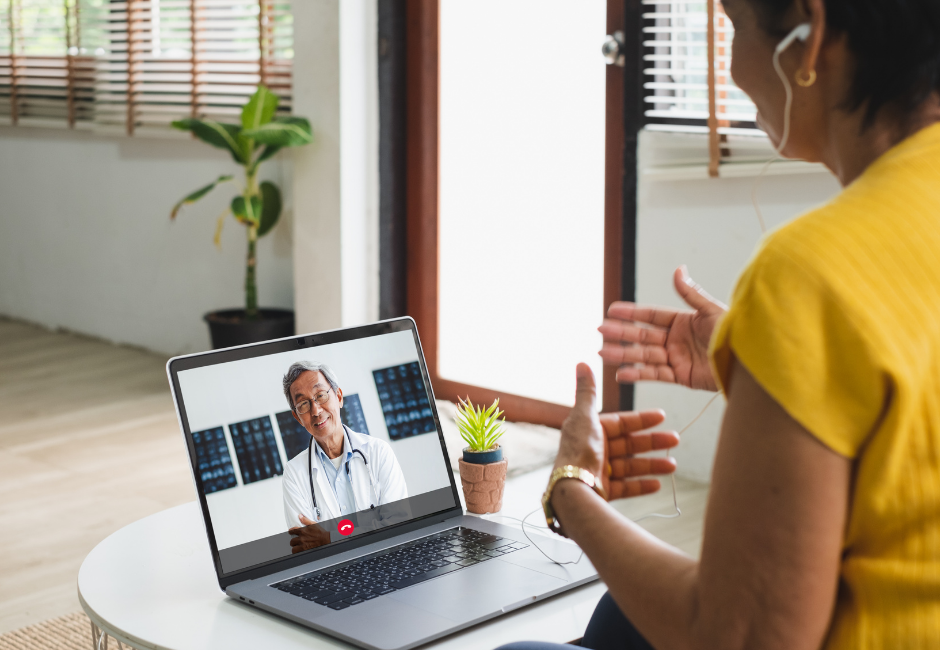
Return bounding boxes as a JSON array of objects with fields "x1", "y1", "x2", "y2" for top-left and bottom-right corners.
[
  {"x1": 772, "y1": 22, "x2": 812, "y2": 155},
  {"x1": 776, "y1": 23, "x2": 811, "y2": 55},
  {"x1": 752, "y1": 23, "x2": 812, "y2": 232}
]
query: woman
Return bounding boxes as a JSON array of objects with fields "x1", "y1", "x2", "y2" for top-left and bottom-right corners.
[{"x1": 501, "y1": 0, "x2": 940, "y2": 648}]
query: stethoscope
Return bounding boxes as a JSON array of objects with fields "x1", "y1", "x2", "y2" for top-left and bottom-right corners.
[{"x1": 306, "y1": 427, "x2": 379, "y2": 521}]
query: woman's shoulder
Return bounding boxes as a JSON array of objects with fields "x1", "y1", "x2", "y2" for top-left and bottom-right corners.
[{"x1": 777, "y1": 130, "x2": 940, "y2": 266}]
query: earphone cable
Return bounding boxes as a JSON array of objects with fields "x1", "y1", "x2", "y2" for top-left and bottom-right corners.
[{"x1": 752, "y1": 44, "x2": 796, "y2": 235}]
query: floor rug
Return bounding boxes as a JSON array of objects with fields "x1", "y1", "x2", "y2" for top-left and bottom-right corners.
[{"x1": 0, "y1": 612, "x2": 101, "y2": 650}]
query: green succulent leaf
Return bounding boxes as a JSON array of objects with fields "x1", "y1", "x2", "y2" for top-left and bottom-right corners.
[
  {"x1": 455, "y1": 397, "x2": 506, "y2": 452},
  {"x1": 242, "y1": 117, "x2": 313, "y2": 147},
  {"x1": 171, "y1": 119, "x2": 245, "y2": 164},
  {"x1": 241, "y1": 85, "x2": 279, "y2": 132},
  {"x1": 257, "y1": 182, "x2": 282, "y2": 237},
  {"x1": 231, "y1": 195, "x2": 263, "y2": 225},
  {"x1": 170, "y1": 175, "x2": 233, "y2": 220}
]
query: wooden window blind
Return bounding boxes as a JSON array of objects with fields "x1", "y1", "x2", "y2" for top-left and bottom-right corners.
[
  {"x1": 0, "y1": 0, "x2": 293, "y2": 134},
  {"x1": 642, "y1": 0, "x2": 757, "y2": 133},
  {"x1": 642, "y1": 0, "x2": 765, "y2": 174}
]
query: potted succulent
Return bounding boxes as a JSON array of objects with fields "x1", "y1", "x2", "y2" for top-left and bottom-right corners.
[
  {"x1": 169, "y1": 85, "x2": 313, "y2": 349},
  {"x1": 455, "y1": 397, "x2": 508, "y2": 514}
]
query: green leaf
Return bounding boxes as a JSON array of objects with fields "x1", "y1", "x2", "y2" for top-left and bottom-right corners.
[
  {"x1": 170, "y1": 175, "x2": 233, "y2": 219},
  {"x1": 231, "y1": 195, "x2": 263, "y2": 225},
  {"x1": 235, "y1": 132, "x2": 254, "y2": 168},
  {"x1": 257, "y1": 182, "x2": 282, "y2": 237},
  {"x1": 172, "y1": 119, "x2": 245, "y2": 164},
  {"x1": 255, "y1": 144, "x2": 282, "y2": 166},
  {"x1": 241, "y1": 85, "x2": 279, "y2": 132},
  {"x1": 242, "y1": 117, "x2": 313, "y2": 147}
]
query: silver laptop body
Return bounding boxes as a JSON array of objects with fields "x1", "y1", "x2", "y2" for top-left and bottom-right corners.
[{"x1": 167, "y1": 317, "x2": 597, "y2": 650}]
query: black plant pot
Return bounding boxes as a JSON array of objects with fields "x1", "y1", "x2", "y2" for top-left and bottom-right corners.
[{"x1": 204, "y1": 308, "x2": 295, "y2": 349}]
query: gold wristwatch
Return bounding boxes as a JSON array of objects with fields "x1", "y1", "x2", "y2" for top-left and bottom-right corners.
[{"x1": 541, "y1": 465, "x2": 606, "y2": 537}]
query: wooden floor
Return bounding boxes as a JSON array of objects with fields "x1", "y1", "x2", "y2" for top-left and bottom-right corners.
[
  {"x1": 0, "y1": 318, "x2": 192, "y2": 634},
  {"x1": 0, "y1": 317, "x2": 709, "y2": 634}
]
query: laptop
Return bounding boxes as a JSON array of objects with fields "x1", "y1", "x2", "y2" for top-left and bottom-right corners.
[{"x1": 166, "y1": 317, "x2": 597, "y2": 650}]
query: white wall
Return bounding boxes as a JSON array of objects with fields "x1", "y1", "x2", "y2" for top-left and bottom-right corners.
[
  {"x1": 178, "y1": 330, "x2": 451, "y2": 549},
  {"x1": 634, "y1": 130, "x2": 842, "y2": 483},
  {"x1": 0, "y1": 127, "x2": 294, "y2": 355},
  {"x1": 0, "y1": 0, "x2": 381, "y2": 355}
]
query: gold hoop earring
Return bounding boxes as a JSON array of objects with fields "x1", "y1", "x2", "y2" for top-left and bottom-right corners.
[{"x1": 796, "y1": 69, "x2": 817, "y2": 87}]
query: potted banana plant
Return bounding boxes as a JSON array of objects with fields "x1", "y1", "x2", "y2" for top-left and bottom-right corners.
[
  {"x1": 455, "y1": 398, "x2": 508, "y2": 514},
  {"x1": 169, "y1": 85, "x2": 313, "y2": 349}
]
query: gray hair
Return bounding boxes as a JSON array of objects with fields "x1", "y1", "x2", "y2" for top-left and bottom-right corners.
[{"x1": 282, "y1": 361, "x2": 341, "y2": 411}]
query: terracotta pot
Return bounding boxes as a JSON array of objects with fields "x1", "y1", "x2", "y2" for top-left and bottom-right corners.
[{"x1": 458, "y1": 446, "x2": 507, "y2": 514}]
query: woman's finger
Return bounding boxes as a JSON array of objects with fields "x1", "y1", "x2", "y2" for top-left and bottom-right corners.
[
  {"x1": 598, "y1": 319, "x2": 668, "y2": 346},
  {"x1": 607, "y1": 302, "x2": 680, "y2": 328},
  {"x1": 610, "y1": 455, "x2": 677, "y2": 478},
  {"x1": 608, "y1": 431, "x2": 680, "y2": 457},
  {"x1": 600, "y1": 342, "x2": 669, "y2": 365},
  {"x1": 615, "y1": 364, "x2": 677, "y2": 384},
  {"x1": 674, "y1": 266, "x2": 728, "y2": 313},
  {"x1": 609, "y1": 478, "x2": 661, "y2": 500},
  {"x1": 600, "y1": 410, "x2": 667, "y2": 438}
]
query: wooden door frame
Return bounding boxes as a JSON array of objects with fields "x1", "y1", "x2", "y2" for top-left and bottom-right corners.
[{"x1": 403, "y1": 0, "x2": 629, "y2": 427}]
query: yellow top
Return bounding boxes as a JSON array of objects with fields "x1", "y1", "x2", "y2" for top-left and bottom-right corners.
[{"x1": 710, "y1": 123, "x2": 940, "y2": 649}]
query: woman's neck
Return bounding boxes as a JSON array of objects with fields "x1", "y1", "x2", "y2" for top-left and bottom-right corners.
[{"x1": 823, "y1": 94, "x2": 940, "y2": 187}]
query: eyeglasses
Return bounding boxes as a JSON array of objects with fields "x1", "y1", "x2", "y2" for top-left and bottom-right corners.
[{"x1": 294, "y1": 388, "x2": 333, "y2": 415}]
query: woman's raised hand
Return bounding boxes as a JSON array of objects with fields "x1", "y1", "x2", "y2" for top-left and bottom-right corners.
[
  {"x1": 599, "y1": 266, "x2": 727, "y2": 392},
  {"x1": 554, "y1": 364, "x2": 679, "y2": 501}
]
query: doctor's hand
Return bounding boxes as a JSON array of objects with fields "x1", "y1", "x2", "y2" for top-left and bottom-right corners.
[
  {"x1": 599, "y1": 266, "x2": 726, "y2": 392},
  {"x1": 288, "y1": 515, "x2": 331, "y2": 554},
  {"x1": 553, "y1": 364, "x2": 679, "y2": 501}
]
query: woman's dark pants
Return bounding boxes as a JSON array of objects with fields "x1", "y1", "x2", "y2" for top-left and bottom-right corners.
[{"x1": 494, "y1": 592, "x2": 655, "y2": 650}]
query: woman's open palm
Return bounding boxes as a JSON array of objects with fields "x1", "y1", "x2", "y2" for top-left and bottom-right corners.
[{"x1": 599, "y1": 267, "x2": 727, "y2": 392}]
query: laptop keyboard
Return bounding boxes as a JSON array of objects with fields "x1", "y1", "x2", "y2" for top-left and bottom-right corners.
[{"x1": 272, "y1": 527, "x2": 529, "y2": 610}]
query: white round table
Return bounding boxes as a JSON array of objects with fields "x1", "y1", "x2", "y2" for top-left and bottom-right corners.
[{"x1": 78, "y1": 472, "x2": 605, "y2": 650}]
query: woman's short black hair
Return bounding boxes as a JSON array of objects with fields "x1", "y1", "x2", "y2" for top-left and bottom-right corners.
[{"x1": 748, "y1": 0, "x2": 940, "y2": 127}]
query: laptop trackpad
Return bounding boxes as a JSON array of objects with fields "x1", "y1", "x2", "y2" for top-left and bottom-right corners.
[{"x1": 389, "y1": 560, "x2": 567, "y2": 622}]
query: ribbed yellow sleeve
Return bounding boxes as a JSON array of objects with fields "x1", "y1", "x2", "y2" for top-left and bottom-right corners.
[
  {"x1": 709, "y1": 237, "x2": 887, "y2": 458},
  {"x1": 706, "y1": 123, "x2": 940, "y2": 650}
]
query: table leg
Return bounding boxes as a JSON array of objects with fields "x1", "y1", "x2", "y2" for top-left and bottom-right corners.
[
  {"x1": 90, "y1": 620, "x2": 127, "y2": 649},
  {"x1": 90, "y1": 619, "x2": 106, "y2": 650}
]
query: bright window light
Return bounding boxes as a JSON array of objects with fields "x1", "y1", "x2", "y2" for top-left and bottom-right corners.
[{"x1": 439, "y1": 0, "x2": 607, "y2": 408}]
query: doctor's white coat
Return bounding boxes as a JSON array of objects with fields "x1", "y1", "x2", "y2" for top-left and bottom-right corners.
[{"x1": 282, "y1": 426, "x2": 408, "y2": 529}]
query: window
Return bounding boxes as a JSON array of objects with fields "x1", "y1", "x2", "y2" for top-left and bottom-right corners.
[
  {"x1": 642, "y1": 0, "x2": 757, "y2": 136},
  {"x1": 401, "y1": 0, "x2": 628, "y2": 426},
  {"x1": 0, "y1": 0, "x2": 293, "y2": 134},
  {"x1": 437, "y1": 0, "x2": 607, "y2": 409}
]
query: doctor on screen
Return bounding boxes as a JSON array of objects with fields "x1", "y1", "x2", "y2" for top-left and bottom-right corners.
[{"x1": 281, "y1": 361, "x2": 408, "y2": 533}]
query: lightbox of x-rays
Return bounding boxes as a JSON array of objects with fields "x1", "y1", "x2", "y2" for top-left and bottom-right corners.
[{"x1": 373, "y1": 362, "x2": 436, "y2": 441}]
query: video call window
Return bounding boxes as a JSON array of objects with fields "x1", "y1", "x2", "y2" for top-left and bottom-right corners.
[
  {"x1": 192, "y1": 427, "x2": 237, "y2": 494},
  {"x1": 228, "y1": 416, "x2": 284, "y2": 485},
  {"x1": 373, "y1": 362, "x2": 436, "y2": 441}
]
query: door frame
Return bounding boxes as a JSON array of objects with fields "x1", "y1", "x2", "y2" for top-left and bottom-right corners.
[{"x1": 398, "y1": 0, "x2": 636, "y2": 427}]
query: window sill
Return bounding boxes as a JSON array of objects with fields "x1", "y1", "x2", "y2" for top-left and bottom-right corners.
[
  {"x1": 639, "y1": 129, "x2": 831, "y2": 181},
  {"x1": 0, "y1": 119, "x2": 195, "y2": 141},
  {"x1": 642, "y1": 159, "x2": 830, "y2": 181}
]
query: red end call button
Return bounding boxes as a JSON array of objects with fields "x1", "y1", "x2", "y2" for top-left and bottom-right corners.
[{"x1": 338, "y1": 519, "x2": 354, "y2": 536}]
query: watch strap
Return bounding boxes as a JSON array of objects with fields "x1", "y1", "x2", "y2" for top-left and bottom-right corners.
[{"x1": 541, "y1": 465, "x2": 606, "y2": 537}]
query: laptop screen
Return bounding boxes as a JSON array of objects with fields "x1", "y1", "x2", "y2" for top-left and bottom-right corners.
[{"x1": 169, "y1": 320, "x2": 459, "y2": 577}]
